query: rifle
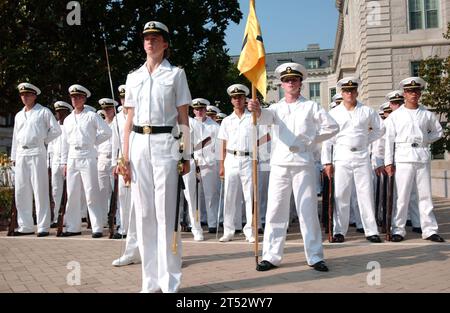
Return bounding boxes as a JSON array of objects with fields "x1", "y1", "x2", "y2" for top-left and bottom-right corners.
[
  {"x1": 172, "y1": 159, "x2": 185, "y2": 254},
  {"x1": 56, "y1": 179, "x2": 67, "y2": 237},
  {"x1": 374, "y1": 173, "x2": 381, "y2": 226},
  {"x1": 327, "y1": 146, "x2": 334, "y2": 243},
  {"x1": 108, "y1": 172, "x2": 119, "y2": 239},
  {"x1": 48, "y1": 159, "x2": 55, "y2": 223},
  {"x1": 321, "y1": 172, "x2": 329, "y2": 230},
  {"x1": 194, "y1": 159, "x2": 200, "y2": 222},
  {"x1": 381, "y1": 172, "x2": 387, "y2": 233},
  {"x1": 385, "y1": 143, "x2": 395, "y2": 241},
  {"x1": 7, "y1": 186, "x2": 17, "y2": 236}
]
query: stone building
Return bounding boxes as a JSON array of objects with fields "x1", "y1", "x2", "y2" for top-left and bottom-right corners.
[{"x1": 333, "y1": 0, "x2": 450, "y2": 108}]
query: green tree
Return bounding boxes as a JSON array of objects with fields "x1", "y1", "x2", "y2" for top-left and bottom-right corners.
[
  {"x1": 0, "y1": 0, "x2": 242, "y2": 114},
  {"x1": 419, "y1": 22, "x2": 450, "y2": 156}
]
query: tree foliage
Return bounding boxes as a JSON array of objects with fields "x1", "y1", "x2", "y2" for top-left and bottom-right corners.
[
  {"x1": 0, "y1": 0, "x2": 243, "y2": 114},
  {"x1": 419, "y1": 22, "x2": 450, "y2": 155}
]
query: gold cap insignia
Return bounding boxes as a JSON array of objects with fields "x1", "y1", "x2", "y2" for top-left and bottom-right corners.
[
  {"x1": 286, "y1": 67, "x2": 292, "y2": 73},
  {"x1": 411, "y1": 80, "x2": 416, "y2": 86},
  {"x1": 233, "y1": 87, "x2": 239, "y2": 93},
  {"x1": 149, "y1": 22, "x2": 155, "y2": 29},
  {"x1": 348, "y1": 80, "x2": 353, "y2": 86}
]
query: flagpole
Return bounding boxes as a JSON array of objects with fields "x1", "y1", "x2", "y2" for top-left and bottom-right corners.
[{"x1": 252, "y1": 85, "x2": 259, "y2": 266}]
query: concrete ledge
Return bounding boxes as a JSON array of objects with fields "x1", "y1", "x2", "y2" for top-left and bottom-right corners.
[{"x1": 431, "y1": 159, "x2": 450, "y2": 198}]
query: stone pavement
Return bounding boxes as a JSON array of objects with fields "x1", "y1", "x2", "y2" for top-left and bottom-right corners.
[{"x1": 0, "y1": 197, "x2": 449, "y2": 293}]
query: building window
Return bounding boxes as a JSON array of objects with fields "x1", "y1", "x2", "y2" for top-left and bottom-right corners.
[
  {"x1": 411, "y1": 61, "x2": 421, "y2": 76},
  {"x1": 330, "y1": 88, "x2": 336, "y2": 100},
  {"x1": 277, "y1": 58, "x2": 293, "y2": 64},
  {"x1": 306, "y1": 58, "x2": 320, "y2": 69},
  {"x1": 408, "y1": 0, "x2": 439, "y2": 30},
  {"x1": 309, "y1": 82, "x2": 321, "y2": 104},
  {"x1": 278, "y1": 85, "x2": 285, "y2": 99}
]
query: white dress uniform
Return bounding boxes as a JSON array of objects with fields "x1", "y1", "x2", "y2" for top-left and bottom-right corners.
[
  {"x1": 218, "y1": 109, "x2": 258, "y2": 241},
  {"x1": 112, "y1": 109, "x2": 132, "y2": 236},
  {"x1": 111, "y1": 107, "x2": 141, "y2": 266},
  {"x1": 11, "y1": 95, "x2": 62, "y2": 233},
  {"x1": 125, "y1": 58, "x2": 191, "y2": 293},
  {"x1": 62, "y1": 103, "x2": 112, "y2": 234},
  {"x1": 259, "y1": 94, "x2": 339, "y2": 266},
  {"x1": 258, "y1": 124, "x2": 271, "y2": 225},
  {"x1": 50, "y1": 101, "x2": 73, "y2": 224},
  {"x1": 384, "y1": 101, "x2": 443, "y2": 239},
  {"x1": 97, "y1": 119, "x2": 114, "y2": 226},
  {"x1": 195, "y1": 116, "x2": 220, "y2": 229},
  {"x1": 322, "y1": 100, "x2": 384, "y2": 238},
  {"x1": 182, "y1": 117, "x2": 207, "y2": 240},
  {"x1": 97, "y1": 99, "x2": 118, "y2": 226}
]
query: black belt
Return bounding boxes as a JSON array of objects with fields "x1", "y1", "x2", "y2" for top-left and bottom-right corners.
[
  {"x1": 227, "y1": 149, "x2": 251, "y2": 156},
  {"x1": 132, "y1": 125, "x2": 173, "y2": 135}
]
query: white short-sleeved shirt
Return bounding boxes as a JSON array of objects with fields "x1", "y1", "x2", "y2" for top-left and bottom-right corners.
[
  {"x1": 218, "y1": 109, "x2": 254, "y2": 155},
  {"x1": 124, "y1": 59, "x2": 192, "y2": 127}
]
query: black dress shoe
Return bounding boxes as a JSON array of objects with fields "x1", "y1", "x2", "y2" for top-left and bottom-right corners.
[
  {"x1": 258, "y1": 228, "x2": 264, "y2": 235},
  {"x1": 406, "y1": 220, "x2": 412, "y2": 226},
  {"x1": 356, "y1": 228, "x2": 364, "y2": 233},
  {"x1": 112, "y1": 233, "x2": 126, "y2": 239},
  {"x1": 332, "y1": 234, "x2": 345, "y2": 243},
  {"x1": 412, "y1": 227, "x2": 422, "y2": 234},
  {"x1": 256, "y1": 260, "x2": 277, "y2": 272},
  {"x1": 13, "y1": 231, "x2": 34, "y2": 236},
  {"x1": 92, "y1": 232, "x2": 103, "y2": 238},
  {"x1": 50, "y1": 223, "x2": 58, "y2": 228},
  {"x1": 311, "y1": 261, "x2": 329, "y2": 272},
  {"x1": 37, "y1": 232, "x2": 49, "y2": 237},
  {"x1": 235, "y1": 229, "x2": 242, "y2": 234},
  {"x1": 426, "y1": 234, "x2": 445, "y2": 242},
  {"x1": 391, "y1": 234, "x2": 404, "y2": 242},
  {"x1": 81, "y1": 218, "x2": 87, "y2": 223},
  {"x1": 61, "y1": 232, "x2": 82, "y2": 237},
  {"x1": 208, "y1": 227, "x2": 217, "y2": 234},
  {"x1": 349, "y1": 223, "x2": 356, "y2": 227},
  {"x1": 366, "y1": 235, "x2": 382, "y2": 243}
]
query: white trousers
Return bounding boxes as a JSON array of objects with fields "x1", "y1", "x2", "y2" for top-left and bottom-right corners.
[
  {"x1": 130, "y1": 133, "x2": 181, "y2": 293},
  {"x1": 198, "y1": 163, "x2": 219, "y2": 228},
  {"x1": 262, "y1": 164, "x2": 324, "y2": 266},
  {"x1": 223, "y1": 156, "x2": 255, "y2": 239},
  {"x1": 51, "y1": 163, "x2": 65, "y2": 224},
  {"x1": 407, "y1": 183, "x2": 421, "y2": 227},
  {"x1": 259, "y1": 161, "x2": 270, "y2": 224},
  {"x1": 334, "y1": 160, "x2": 379, "y2": 237},
  {"x1": 120, "y1": 202, "x2": 140, "y2": 261},
  {"x1": 393, "y1": 162, "x2": 438, "y2": 238},
  {"x1": 15, "y1": 154, "x2": 50, "y2": 233},
  {"x1": 117, "y1": 177, "x2": 132, "y2": 235},
  {"x1": 349, "y1": 181, "x2": 363, "y2": 228},
  {"x1": 182, "y1": 159, "x2": 203, "y2": 237},
  {"x1": 98, "y1": 158, "x2": 113, "y2": 226},
  {"x1": 65, "y1": 158, "x2": 103, "y2": 233}
]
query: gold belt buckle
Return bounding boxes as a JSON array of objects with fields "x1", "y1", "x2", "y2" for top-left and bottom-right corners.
[{"x1": 143, "y1": 125, "x2": 152, "y2": 134}]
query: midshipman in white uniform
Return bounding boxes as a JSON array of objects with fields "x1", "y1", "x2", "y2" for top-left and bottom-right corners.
[
  {"x1": 322, "y1": 77, "x2": 385, "y2": 243},
  {"x1": 248, "y1": 63, "x2": 339, "y2": 272},
  {"x1": 11, "y1": 83, "x2": 61, "y2": 236},
  {"x1": 61, "y1": 84, "x2": 112, "y2": 238},
  {"x1": 384, "y1": 77, "x2": 444, "y2": 242}
]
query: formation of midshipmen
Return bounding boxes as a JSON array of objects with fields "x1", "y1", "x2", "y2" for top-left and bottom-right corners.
[{"x1": 3, "y1": 20, "x2": 444, "y2": 293}]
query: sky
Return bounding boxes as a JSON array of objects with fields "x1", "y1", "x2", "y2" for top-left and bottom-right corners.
[{"x1": 225, "y1": 0, "x2": 339, "y2": 55}]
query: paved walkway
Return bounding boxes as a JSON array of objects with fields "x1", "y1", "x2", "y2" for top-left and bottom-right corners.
[{"x1": 0, "y1": 197, "x2": 449, "y2": 293}]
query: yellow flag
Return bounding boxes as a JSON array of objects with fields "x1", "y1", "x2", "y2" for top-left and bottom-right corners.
[{"x1": 237, "y1": 0, "x2": 267, "y2": 100}]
